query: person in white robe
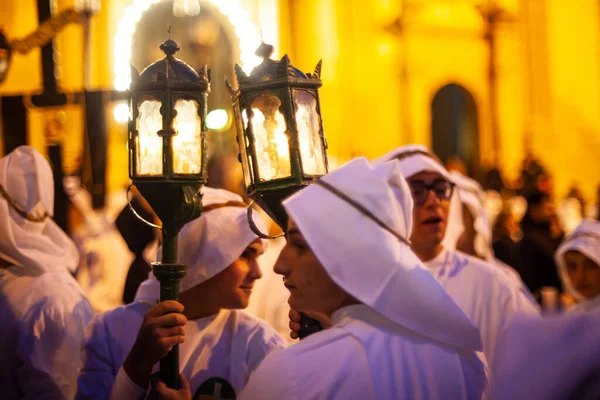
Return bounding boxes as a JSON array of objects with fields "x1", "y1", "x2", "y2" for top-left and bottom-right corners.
[
  {"x1": 64, "y1": 176, "x2": 134, "y2": 312},
  {"x1": 219, "y1": 158, "x2": 485, "y2": 399},
  {"x1": 555, "y1": 219, "x2": 600, "y2": 313},
  {"x1": 375, "y1": 145, "x2": 539, "y2": 369},
  {"x1": 76, "y1": 187, "x2": 286, "y2": 400},
  {"x1": 491, "y1": 311, "x2": 600, "y2": 399},
  {"x1": 450, "y1": 171, "x2": 534, "y2": 299},
  {"x1": 0, "y1": 146, "x2": 93, "y2": 399}
]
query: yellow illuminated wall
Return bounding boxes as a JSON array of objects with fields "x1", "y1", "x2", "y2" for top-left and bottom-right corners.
[{"x1": 1, "y1": 0, "x2": 599, "y2": 203}]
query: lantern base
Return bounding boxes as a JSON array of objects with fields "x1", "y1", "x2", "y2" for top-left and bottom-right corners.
[
  {"x1": 249, "y1": 186, "x2": 303, "y2": 230},
  {"x1": 135, "y1": 181, "x2": 203, "y2": 234}
]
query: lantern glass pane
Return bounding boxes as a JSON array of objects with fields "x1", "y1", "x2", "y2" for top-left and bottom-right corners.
[
  {"x1": 236, "y1": 104, "x2": 252, "y2": 187},
  {"x1": 293, "y1": 90, "x2": 326, "y2": 176},
  {"x1": 136, "y1": 99, "x2": 163, "y2": 176},
  {"x1": 249, "y1": 95, "x2": 291, "y2": 181},
  {"x1": 173, "y1": 99, "x2": 202, "y2": 174}
]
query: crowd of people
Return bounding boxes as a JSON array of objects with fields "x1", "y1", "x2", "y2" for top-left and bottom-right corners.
[{"x1": 0, "y1": 143, "x2": 599, "y2": 399}]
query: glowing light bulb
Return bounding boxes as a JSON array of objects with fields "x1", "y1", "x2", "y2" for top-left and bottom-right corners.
[
  {"x1": 113, "y1": 102, "x2": 130, "y2": 123},
  {"x1": 206, "y1": 109, "x2": 229, "y2": 130}
]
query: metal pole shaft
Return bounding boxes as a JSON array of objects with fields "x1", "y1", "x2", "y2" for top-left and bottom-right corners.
[{"x1": 159, "y1": 228, "x2": 181, "y2": 389}]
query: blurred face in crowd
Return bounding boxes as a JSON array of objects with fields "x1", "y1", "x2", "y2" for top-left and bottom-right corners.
[
  {"x1": 407, "y1": 171, "x2": 454, "y2": 260},
  {"x1": 530, "y1": 196, "x2": 555, "y2": 223},
  {"x1": 181, "y1": 239, "x2": 265, "y2": 312},
  {"x1": 274, "y1": 218, "x2": 350, "y2": 317},
  {"x1": 456, "y1": 204, "x2": 478, "y2": 257},
  {"x1": 564, "y1": 250, "x2": 600, "y2": 300},
  {"x1": 504, "y1": 213, "x2": 522, "y2": 241}
]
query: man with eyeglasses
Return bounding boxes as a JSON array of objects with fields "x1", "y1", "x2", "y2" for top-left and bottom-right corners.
[{"x1": 375, "y1": 145, "x2": 539, "y2": 370}]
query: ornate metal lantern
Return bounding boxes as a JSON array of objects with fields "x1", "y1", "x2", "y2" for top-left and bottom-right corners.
[
  {"x1": 128, "y1": 39, "x2": 210, "y2": 389},
  {"x1": 227, "y1": 43, "x2": 328, "y2": 228}
]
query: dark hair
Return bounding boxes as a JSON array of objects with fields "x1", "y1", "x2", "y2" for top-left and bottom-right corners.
[
  {"x1": 115, "y1": 196, "x2": 158, "y2": 255},
  {"x1": 525, "y1": 191, "x2": 550, "y2": 207}
]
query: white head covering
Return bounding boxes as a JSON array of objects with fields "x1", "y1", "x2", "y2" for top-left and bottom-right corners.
[
  {"x1": 374, "y1": 145, "x2": 464, "y2": 249},
  {"x1": 135, "y1": 187, "x2": 268, "y2": 300},
  {"x1": 0, "y1": 146, "x2": 79, "y2": 273},
  {"x1": 284, "y1": 157, "x2": 482, "y2": 351},
  {"x1": 555, "y1": 219, "x2": 600, "y2": 302},
  {"x1": 450, "y1": 171, "x2": 494, "y2": 260}
]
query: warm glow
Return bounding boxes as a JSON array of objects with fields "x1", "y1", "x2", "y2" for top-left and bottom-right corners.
[
  {"x1": 206, "y1": 109, "x2": 229, "y2": 130},
  {"x1": 113, "y1": 0, "x2": 262, "y2": 92},
  {"x1": 173, "y1": 99, "x2": 202, "y2": 174},
  {"x1": 136, "y1": 100, "x2": 163, "y2": 176},
  {"x1": 173, "y1": 0, "x2": 200, "y2": 17},
  {"x1": 113, "y1": 102, "x2": 130, "y2": 124},
  {"x1": 246, "y1": 95, "x2": 291, "y2": 181},
  {"x1": 294, "y1": 91, "x2": 326, "y2": 175}
]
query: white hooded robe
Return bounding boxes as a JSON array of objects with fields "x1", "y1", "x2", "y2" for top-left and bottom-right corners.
[
  {"x1": 240, "y1": 158, "x2": 489, "y2": 400},
  {"x1": 0, "y1": 146, "x2": 93, "y2": 399}
]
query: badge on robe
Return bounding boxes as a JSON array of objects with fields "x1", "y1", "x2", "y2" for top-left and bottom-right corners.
[{"x1": 194, "y1": 377, "x2": 236, "y2": 400}]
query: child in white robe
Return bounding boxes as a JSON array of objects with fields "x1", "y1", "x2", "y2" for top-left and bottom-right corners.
[{"x1": 76, "y1": 187, "x2": 286, "y2": 399}]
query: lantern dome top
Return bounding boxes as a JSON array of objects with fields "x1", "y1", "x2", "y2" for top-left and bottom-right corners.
[
  {"x1": 136, "y1": 39, "x2": 209, "y2": 84},
  {"x1": 232, "y1": 43, "x2": 322, "y2": 86}
]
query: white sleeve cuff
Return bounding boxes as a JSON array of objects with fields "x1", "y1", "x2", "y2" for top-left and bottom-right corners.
[{"x1": 109, "y1": 366, "x2": 148, "y2": 400}]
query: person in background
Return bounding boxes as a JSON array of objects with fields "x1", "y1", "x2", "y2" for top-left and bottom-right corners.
[
  {"x1": 493, "y1": 210, "x2": 522, "y2": 271},
  {"x1": 76, "y1": 187, "x2": 286, "y2": 400},
  {"x1": 65, "y1": 178, "x2": 133, "y2": 313},
  {"x1": 557, "y1": 186, "x2": 586, "y2": 235},
  {"x1": 451, "y1": 172, "x2": 532, "y2": 300},
  {"x1": 519, "y1": 190, "x2": 563, "y2": 296},
  {"x1": 0, "y1": 146, "x2": 93, "y2": 399},
  {"x1": 555, "y1": 219, "x2": 600, "y2": 313},
  {"x1": 116, "y1": 191, "x2": 160, "y2": 305}
]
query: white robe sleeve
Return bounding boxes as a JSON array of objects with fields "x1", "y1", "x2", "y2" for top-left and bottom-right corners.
[
  {"x1": 244, "y1": 325, "x2": 287, "y2": 382},
  {"x1": 19, "y1": 296, "x2": 93, "y2": 400},
  {"x1": 76, "y1": 313, "x2": 120, "y2": 400},
  {"x1": 76, "y1": 314, "x2": 148, "y2": 400},
  {"x1": 238, "y1": 352, "x2": 293, "y2": 400},
  {"x1": 108, "y1": 367, "x2": 148, "y2": 400}
]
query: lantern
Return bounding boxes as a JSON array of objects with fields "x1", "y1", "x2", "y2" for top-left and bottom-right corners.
[
  {"x1": 227, "y1": 43, "x2": 328, "y2": 228},
  {"x1": 128, "y1": 39, "x2": 210, "y2": 389}
]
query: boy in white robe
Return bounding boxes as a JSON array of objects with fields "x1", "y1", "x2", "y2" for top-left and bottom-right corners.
[
  {"x1": 555, "y1": 219, "x2": 600, "y2": 313},
  {"x1": 156, "y1": 157, "x2": 489, "y2": 399},
  {"x1": 0, "y1": 146, "x2": 93, "y2": 399},
  {"x1": 76, "y1": 187, "x2": 286, "y2": 399},
  {"x1": 375, "y1": 145, "x2": 539, "y2": 369}
]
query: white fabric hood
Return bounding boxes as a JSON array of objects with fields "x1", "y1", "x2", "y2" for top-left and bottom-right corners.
[
  {"x1": 0, "y1": 146, "x2": 79, "y2": 273},
  {"x1": 450, "y1": 171, "x2": 494, "y2": 260},
  {"x1": 555, "y1": 219, "x2": 600, "y2": 302},
  {"x1": 135, "y1": 187, "x2": 268, "y2": 300},
  {"x1": 374, "y1": 145, "x2": 464, "y2": 249},
  {"x1": 283, "y1": 157, "x2": 482, "y2": 351}
]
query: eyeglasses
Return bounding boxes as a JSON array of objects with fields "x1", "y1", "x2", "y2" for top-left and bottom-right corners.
[{"x1": 408, "y1": 180, "x2": 455, "y2": 206}]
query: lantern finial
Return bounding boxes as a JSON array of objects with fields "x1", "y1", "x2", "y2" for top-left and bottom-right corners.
[
  {"x1": 313, "y1": 60, "x2": 322, "y2": 79},
  {"x1": 160, "y1": 39, "x2": 180, "y2": 57},
  {"x1": 255, "y1": 42, "x2": 274, "y2": 60}
]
